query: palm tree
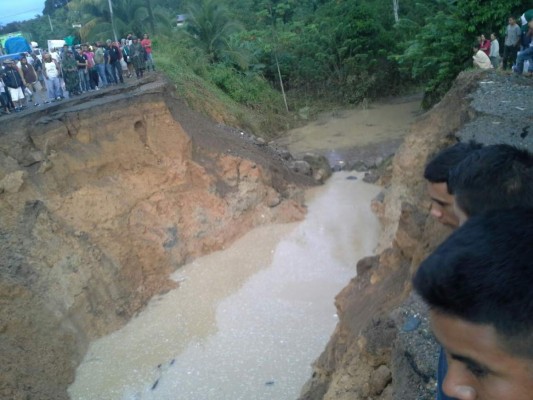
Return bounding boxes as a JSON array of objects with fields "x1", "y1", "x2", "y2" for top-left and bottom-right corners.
[
  {"x1": 68, "y1": 0, "x2": 171, "y2": 42},
  {"x1": 185, "y1": 0, "x2": 243, "y2": 63}
]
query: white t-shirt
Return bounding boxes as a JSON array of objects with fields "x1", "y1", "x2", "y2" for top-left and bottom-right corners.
[
  {"x1": 489, "y1": 39, "x2": 500, "y2": 58},
  {"x1": 44, "y1": 60, "x2": 59, "y2": 78}
]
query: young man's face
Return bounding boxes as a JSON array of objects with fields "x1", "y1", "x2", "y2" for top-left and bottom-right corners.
[
  {"x1": 427, "y1": 182, "x2": 460, "y2": 228},
  {"x1": 508, "y1": 18, "x2": 515, "y2": 25},
  {"x1": 430, "y1": 311, "x2": 533, "y2": 400}
]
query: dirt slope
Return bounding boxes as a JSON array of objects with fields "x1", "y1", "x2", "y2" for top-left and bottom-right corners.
[{"x1": 0, "y1": 77, "x2": 313, "y2": 399}]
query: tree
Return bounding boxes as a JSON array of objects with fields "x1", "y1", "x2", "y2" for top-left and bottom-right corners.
[
  {"x1": 43, "y1": 0, "x2": 71, "y2": 15},
  {"x1": 68, "y1": 0, "x2": 171, "y2": 41},
  {"x1": 396, "y1": 0, "x2": 524, "y2": 108},
  {"x1": 184, "y1": 0, "x2": 243, "y2": 63}
]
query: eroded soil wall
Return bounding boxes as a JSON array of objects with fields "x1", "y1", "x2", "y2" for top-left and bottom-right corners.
[{"x1": 0, "y1": 79, "x2": 311, "y2": 399}]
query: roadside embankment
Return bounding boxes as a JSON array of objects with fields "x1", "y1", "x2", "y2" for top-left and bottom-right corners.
[{"x1": 298, "y1": 70, "x2": 532, "y2": 400}]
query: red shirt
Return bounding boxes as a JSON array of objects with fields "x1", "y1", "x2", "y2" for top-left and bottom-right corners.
[
  {"x1": 480, "y1": 39, "x2": 491, "y2": 56},
  {"x1": 141, "y1": 38, "x2": 152, "y2": 54}
]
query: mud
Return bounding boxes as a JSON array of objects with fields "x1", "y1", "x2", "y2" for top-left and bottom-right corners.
[{"x1": 275, "y1": 96, "x2": 423, "y2": 169}]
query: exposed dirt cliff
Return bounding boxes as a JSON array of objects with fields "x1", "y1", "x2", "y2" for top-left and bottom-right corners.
[
  {"x1": 0, "y1": 77, "x2": 315, "y2": 399},
  {"x1": 299, "y1": 71, "x2": 532, "y2": 399}
]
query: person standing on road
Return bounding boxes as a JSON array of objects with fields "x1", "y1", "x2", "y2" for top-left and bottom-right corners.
[
  {"x1": 502, "y1": 16, "x2": 522, "y2": 70},
  {"x1": 514, "y1": 14, "x2": 533, "y2": 76},
  {"x1": 62, "y1": 50, "x2": 80, "y2": 96},
  {"x1": 75, "y1": 47, "x2": 90, "y2": 93},
  {"x1": 489, "y1": 33, "x2": 501, "y2": 69},
  {"x1": 20, "y1": 56, "x2": 44, "y2": 106},
  {"x1": 2, "y1": 59, "x2": 26, "y2": 112},
  {"x1": 106, "y1": 39, "x2": 124, "y2": 84},
  {"x1": 141, "y1": 34, "x2": 155, "y2": 71},
  {"x1": 82, "y1": 44, "x2": 98, "y2": 90},
  {"x1": 94, "y1": 43, "x2": 108, "y2": 88},
  {"x1": 130, "y1": 36, "x2": 146, "y2": 79},
  {"x1": 42, "y1": 53, "x2": 63, "y2": 101},
  {"x1": 121, "y1": 39, "x2": 134, "y2": 78}
]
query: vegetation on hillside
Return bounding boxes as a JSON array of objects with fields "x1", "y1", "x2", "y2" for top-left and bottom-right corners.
[{"x1": 0, "y1": 0, "x2": 528, "y2": 127}]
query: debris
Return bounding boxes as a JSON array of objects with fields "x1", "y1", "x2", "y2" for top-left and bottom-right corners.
[{"x1": 402, "y1": 316, "x2": 421, "y2": 332}]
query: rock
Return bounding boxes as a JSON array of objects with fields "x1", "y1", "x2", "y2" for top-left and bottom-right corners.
[
  {"x1": 402, "y1": 316, "x2": 421, "y2": 332},
  {"x1": 265, "y1": 188, "x2": 281, "y2": 207},
  {"x1": 38, "y1": 160, "x2": 53, "y2": 174},
  {"x1": 350, "y1": 160, "x2": 369, "y2": 172},
  {"x1": 0, "y1": 171, "x2": 27, "y2": 193},
  {"x1": 276, "y1": 148, "x2": 293, "y2": 161},
  {"x1": 370, "y1": 365, "x2": 392, "y2": 395},
  {"x1": 289, "y1": 160, "x2": 312, "y2": 175},
  {"x1": 363, "y1": 171, "x2": 379, "y2": 183},
  {"x1": 345, "y1": 175, "x2": 358, "y2": 180},
  {"x1": 356, "y1": 256, "x2": 378, "y2": 276},
  {"x1": 29, "y1": 151, "x2": 45, "y2": 164},
  {"x1": 303, "y1": 153, "x2": 332, "y2": 182},
  {"x1": 312, "y1": 168, "x2": 329, "y2": 183}
]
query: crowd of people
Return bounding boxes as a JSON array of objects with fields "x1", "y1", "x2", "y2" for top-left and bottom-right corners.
[
  {"x1": 0, "y1": 33, "x2": 155, "y2": 114},
  {"x1": 473, "y1": 11, "x2": 533, "y2": 75},
  {"x1": 422, "y1": 142, "x2": 533, "y2": 399}
]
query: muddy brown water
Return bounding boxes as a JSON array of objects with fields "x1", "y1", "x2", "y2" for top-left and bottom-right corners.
[
  {"x1": 277, "y1": 97, "x2": 422, "y2": 166},
  {"x1": 69, "y1": 101, "x2": 420, "y2": 400}
]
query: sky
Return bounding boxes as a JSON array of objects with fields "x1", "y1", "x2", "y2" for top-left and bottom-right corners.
[{"x1": 0, "y1": 0, "x2": 45, "y2": 26}]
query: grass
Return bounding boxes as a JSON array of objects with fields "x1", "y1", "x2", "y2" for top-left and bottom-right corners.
[{"x1": 154, "y1": 37, "x2": 292, "y2": 140}]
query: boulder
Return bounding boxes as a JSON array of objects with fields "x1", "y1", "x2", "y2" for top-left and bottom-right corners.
[{"x1": 0, "y1": 170, "x2": 27, "y2": 193}]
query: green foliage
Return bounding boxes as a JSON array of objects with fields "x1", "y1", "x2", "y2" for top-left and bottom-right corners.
[
  {"x1": 4, "y1": 0, "x2": 530, "y2": 121},
  {"x1": 68, "y1": 0, "x2": 172, "y2": 41},
  {"x1": 156, "y1": 35, "x2": 288, "y2": 136},
  {"x1": 397, "y1": 0, "x2": 525, "y2": 108},
  {"x1": 184, "y1": 0, "x2": 243, "y2": 63}
]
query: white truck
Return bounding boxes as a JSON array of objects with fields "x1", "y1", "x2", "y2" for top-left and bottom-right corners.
[{"x1": 47, "y1": 39, "x2": 66, "y2": 53}]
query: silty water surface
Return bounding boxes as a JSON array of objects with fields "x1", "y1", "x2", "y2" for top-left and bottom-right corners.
[{"x1": 68, "y1": 171, "x2": 381, "y2": 400}]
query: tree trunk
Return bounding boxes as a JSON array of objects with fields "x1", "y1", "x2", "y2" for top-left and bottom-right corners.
[
  {"x1": 393, "y1": 0, "x2": 399, "y2": 23},
  {"x1": 146, "y1": 0, "x2": 156, "y2": 34}
]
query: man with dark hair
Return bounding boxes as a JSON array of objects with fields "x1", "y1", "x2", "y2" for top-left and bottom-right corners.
[
  {"x1": 448, "y1": 144, "x2": 533, "y2": 225},
  {"x1": 424, "y1": 142, "x2": 482, "y2": 228},
  {"x1": 106, "y1": 39, "x2": 124, "y2": 85},
  {"x1": 503, "y1": 16, "x2": 522, "y2": 70},
  {"x1": 413, "y1": 208, "x2": 533, "y2": 400}
]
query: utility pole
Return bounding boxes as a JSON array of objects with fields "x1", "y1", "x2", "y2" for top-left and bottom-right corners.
[
  {"x1": 48, "y1": 14, "x2": 54, "y2": 32},
  {"x1": 107, "y1": 0, "x2": 119, "y2": 42}
]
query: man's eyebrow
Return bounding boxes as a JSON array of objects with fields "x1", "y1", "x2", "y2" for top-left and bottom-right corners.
[
  {"x1": 430, "y1": 197, "x2": 449, "y2": 206},
  {"x1": 449, "y1": 352, "x2": 492, "y2": 373}
]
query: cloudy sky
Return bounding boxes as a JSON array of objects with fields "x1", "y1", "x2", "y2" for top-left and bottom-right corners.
[{"x1": 0, "y1": 0, "x2": 45, "y2": 26}]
